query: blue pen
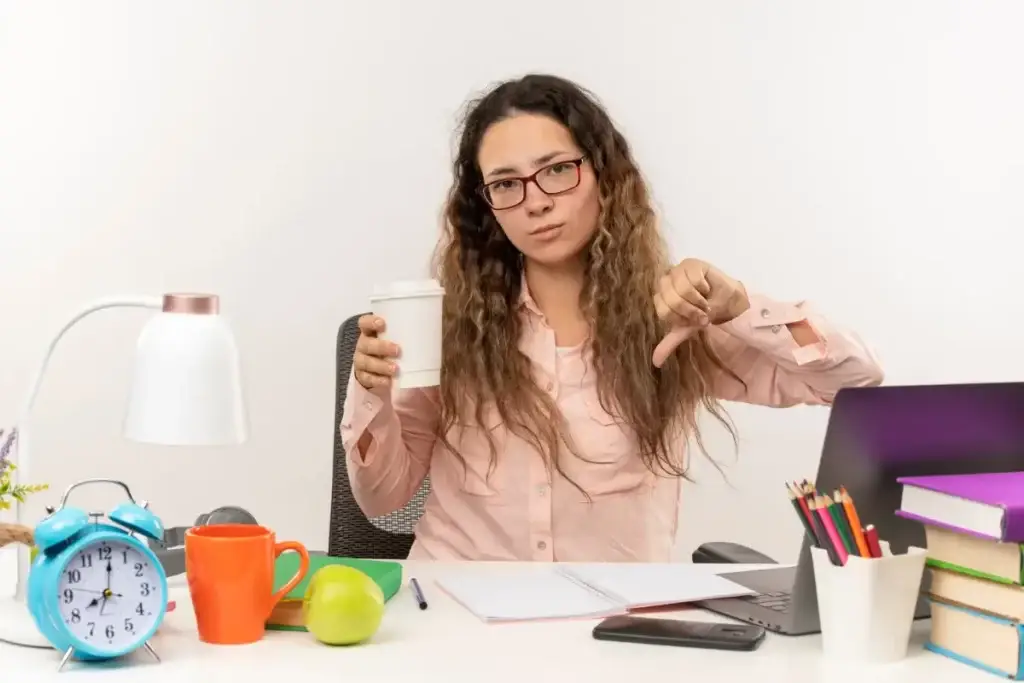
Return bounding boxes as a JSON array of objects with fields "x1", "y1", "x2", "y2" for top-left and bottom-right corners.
[{"x1": 410, "y1": 577, "x2": 428, "y2": 610}]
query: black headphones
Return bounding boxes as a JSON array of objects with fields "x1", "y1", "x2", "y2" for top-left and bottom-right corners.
[
  {"x1": 148, "y1": 505, "x2": 259, "y2": 576},
  {"x1": 193, "y1": 505, "x2": 258, "y2": 527}
]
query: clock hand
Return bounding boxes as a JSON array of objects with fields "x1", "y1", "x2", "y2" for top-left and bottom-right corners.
[
  {"x1": 99, "y1": 560, "x2": 113, "y2": 616},
  {"x1": 74, "y1": 588, "x2": 124, "y2": 597},
  {"x1": 86, "y1": 598, "x2": 99, "y2": 609}
]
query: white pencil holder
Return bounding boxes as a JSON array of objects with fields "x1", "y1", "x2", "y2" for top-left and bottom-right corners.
[{"x1": 810, "y1": 540, "x2": 927, "y2": 663}]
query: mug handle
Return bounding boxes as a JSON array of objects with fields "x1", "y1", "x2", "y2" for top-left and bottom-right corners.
[{"x1": 269, "y1": 541, "x2": 310, "y2": 610}]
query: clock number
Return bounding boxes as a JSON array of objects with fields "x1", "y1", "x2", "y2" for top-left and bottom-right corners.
[
  {"x1": 136, "y1": 602, "x2": 146, "y2": 616},
  {"x1": 98, "y1": 545, "x2": 112, "y2": 561},
  {"x1": 140, "y1": 582, "x2": 151, "y2": 596},
  {"x1": 80, "y1": 554, "x2": 93, "y2": 569},
  {"x1": 87, "y1": 622, "x2": 96, "y2": 637},
  {"x1": 62, "y1": 589, "x2": 73, "y2": 604},
  {"x1": 122, "y1": 549, "x2": 129, "y2": 564},
  {"x1": 124, "y1": 618, "x2": 134, "y2": 633},
  {"x1": 105, "y1": 624, "x2": 115, "y2": 639},
  {"x1": 134, "y1": 562, "x2": 144, "y2": 577},
  {"x1": 70, "y1": 608, "x2": 81, "y2": 624},
  {"x1": 67, "y1": 569, "x2": 81, "y2": 584}
]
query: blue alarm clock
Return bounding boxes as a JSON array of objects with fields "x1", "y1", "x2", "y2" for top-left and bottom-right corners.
[{"x1": 28, "y1": 478, "x2": 168, "y2": 671}]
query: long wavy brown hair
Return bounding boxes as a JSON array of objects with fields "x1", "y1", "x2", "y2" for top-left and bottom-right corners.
[{"x1": 434, "y1": 74, "x2": 740, "y2": 491}]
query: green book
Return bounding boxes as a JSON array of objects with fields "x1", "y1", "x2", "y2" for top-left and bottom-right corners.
[
  {"x1": 922, "y1": 524, "x2": 1024, "y2": 585},
  {"x1": 926, "y1": 557, "x2": 1019, "y2": 586},
  {"x1": 267, "y1": 552, "x2": 403, "y2": 632}
]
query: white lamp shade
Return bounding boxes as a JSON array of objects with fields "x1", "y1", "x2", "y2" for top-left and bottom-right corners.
[{"x1": 123, "y1": 309, "x2": 247, "y2": 446}]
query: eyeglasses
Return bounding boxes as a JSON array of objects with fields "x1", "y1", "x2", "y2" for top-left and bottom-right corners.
[{"x1": 478, "y1": 157, "x2": 586, "y2": 210}]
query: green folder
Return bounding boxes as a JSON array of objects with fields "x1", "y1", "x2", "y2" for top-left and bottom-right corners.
[{"x1": 268, "y1": 552, "x2": 403, "y2": 632}]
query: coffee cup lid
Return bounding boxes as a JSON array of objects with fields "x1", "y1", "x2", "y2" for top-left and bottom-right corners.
[{"x1": 370, "y1": 279, "x2": 444, "y2": 300}]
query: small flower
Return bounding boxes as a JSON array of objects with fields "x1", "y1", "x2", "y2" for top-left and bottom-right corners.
[
  {"x1": 0, "y1": 428, "x2": 14, "y2": 475},
  {"x1": 0, "y1": 428, "x2": 45, "y2": 510}
]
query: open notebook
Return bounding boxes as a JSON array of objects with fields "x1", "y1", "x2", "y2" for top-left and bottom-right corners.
[{"x1": 435, "y1": 563, "x2": 758, "y2": 622}]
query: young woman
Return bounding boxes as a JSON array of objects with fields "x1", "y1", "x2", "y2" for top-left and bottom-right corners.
[{"x1": 341, "y1": 74, "x2": 883, "y2": 562}]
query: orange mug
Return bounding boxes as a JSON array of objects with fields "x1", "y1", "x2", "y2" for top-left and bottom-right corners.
[{"x1": 184, "y1": 524, "x2": 309, "y2": 644}]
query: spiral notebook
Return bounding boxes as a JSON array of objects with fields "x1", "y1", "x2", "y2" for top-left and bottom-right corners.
[{"x1": 434, "y1": 563, "x2": 757, "y2": 622}]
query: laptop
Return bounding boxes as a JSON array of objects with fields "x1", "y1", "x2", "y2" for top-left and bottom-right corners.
[{"x1": 696, "y1": 381, "x2": 1024, "y2": 635}]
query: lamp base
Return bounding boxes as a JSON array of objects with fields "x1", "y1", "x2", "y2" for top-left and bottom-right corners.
[{"x1": 0, "y1": 597, "x2": 52, "y2": 649}]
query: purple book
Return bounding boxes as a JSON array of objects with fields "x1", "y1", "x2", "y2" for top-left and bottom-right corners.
[{"x1": 896, "y1": 471, "x2": 1024, "y2": 542}]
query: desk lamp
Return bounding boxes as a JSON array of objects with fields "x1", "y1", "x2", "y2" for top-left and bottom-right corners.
[{"x1": 0, "y1": 293, "x2": 247, "y2": 648}]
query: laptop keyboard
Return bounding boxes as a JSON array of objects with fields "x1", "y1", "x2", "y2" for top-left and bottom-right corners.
[{"x1": 744, "y1": 591, "x2": 791, "y2": 613}]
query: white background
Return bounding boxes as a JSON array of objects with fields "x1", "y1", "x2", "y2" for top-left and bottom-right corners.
[{"x1": 1, "y1": 1, "x2": 1022, "y2": 567}]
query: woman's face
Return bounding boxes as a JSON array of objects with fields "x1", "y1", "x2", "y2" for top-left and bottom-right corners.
[{"x1": 476, "y1": 113, "x2": 600, "y2": 267}]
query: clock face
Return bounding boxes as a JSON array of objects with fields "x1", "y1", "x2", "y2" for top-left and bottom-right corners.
[{"x1": 56, "y1": 538, "x2": 163, "y2": 652}]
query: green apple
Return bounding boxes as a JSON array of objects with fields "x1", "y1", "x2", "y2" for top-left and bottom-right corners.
[{"x1": 303, "y1": 565, "x2": 385, "y2": 645}]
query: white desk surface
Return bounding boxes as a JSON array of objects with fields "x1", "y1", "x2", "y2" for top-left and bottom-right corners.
[{"x1": 0, "y1": 558, "x2": 994, "y2": 683}]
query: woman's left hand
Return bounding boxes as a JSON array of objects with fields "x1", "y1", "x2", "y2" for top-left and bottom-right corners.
[{"x1": 652, "y1": 258, "x2": 751, "y2": 367}]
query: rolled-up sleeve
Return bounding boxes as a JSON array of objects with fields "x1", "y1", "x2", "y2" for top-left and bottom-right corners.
[{"x1": 707, "y1": 292, "x2": 884, "y2": 407}]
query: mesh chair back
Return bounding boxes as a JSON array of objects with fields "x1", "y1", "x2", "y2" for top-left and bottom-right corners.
[{"x1": 328, "y1": 314, "x2": 431, "y2": 558}]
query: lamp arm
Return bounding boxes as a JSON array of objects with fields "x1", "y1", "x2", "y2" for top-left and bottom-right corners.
[{"x1": 12, "y1": 296, "x2": 162, "y2": 600}]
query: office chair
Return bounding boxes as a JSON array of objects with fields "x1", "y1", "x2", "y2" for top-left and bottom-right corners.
[{"x1": 328, "y1": 314, "x2": 431, "y2": 559}]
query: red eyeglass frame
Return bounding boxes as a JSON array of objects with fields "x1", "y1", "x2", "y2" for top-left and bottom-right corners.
[{"x1": 477, "y1": 157, "x2": 587, "y2": 210}]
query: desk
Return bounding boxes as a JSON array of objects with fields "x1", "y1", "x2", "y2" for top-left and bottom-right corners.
[{"x1": 0, "y1": 556, "x2": 992, "y2": 682}]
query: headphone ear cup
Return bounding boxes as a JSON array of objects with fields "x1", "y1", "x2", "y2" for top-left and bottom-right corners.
[{"x1": 204, "y1": 506, "x2": 257, "y2": 526}]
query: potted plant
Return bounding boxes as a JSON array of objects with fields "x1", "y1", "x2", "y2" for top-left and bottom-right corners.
[{"x1": 0, "y1": 428, "x2": 48, "y2": 555}]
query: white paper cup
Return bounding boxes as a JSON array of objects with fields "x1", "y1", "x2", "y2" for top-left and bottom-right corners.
[{"x1": 369, "y1": 279, "x2": 444, "y2": 389}]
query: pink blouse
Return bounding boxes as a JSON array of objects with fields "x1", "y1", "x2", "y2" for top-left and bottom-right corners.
[{"x1": 339, "y1": 284, "x2": 883, "y2": 562}]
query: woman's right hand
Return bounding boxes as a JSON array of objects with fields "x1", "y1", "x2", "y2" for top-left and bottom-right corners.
[{"x1": 354, "y1": 314, "x2": 400, "y2": 390}]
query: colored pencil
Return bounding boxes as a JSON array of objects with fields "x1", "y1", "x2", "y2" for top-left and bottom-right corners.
[
  {"x1": 823, "y1": 494, "x2": 857, "y2": 556},
  {"x1": 805, "y1": 496, "x2": 842, "y2": 565},
  {"x1": 813, "y1": 495, "x2": 848, "y2": 565},
  {"x1": 863, "y1": 524, "x2": 883, "y2": 558},
  {"x1": 797, "y1": 482, "x2": 838, "y2": 560},
  {"x1": 794, "y1": 482, "x2": 831, "y2": 550},
  {"x1": 788, "y1": 479, "x2": 884, "y2": 562},
  {"x1": 787, "y1": 479, "x2": 891, "y2": 565},
  {"x1": 838, "y1": 487, "x2": 871, "y2": 557},
  {"x1": 786, "y1": 483, "x2": 818, "y2": 544},
  {"x1": 830, "y1": 490, "x2": 862, "y2": 557}
]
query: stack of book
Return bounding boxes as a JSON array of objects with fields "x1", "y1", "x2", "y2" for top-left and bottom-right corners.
[
  {"x1": 266, "y1": 552, "x2": 404, "y2": 631},
  {"x1": 897, "y1": 471, "x2": 1024, "y2": 679}
]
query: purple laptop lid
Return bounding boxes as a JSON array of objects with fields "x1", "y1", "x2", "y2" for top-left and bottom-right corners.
[{"x1": 897, "y1": 470, "x2": 1024, "y2": 541}]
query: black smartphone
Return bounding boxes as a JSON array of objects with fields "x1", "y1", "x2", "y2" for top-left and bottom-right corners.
[{"x1": 592, "y1": 615, "x2": 765, "y2": 651}]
